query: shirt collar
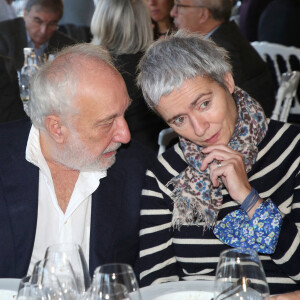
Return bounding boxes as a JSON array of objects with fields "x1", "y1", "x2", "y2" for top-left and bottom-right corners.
[{"x1": 204, "y1": 25, "x2": 220, "y2": 39}]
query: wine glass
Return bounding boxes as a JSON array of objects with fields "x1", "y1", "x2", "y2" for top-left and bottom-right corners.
[
  {"x1": 214, "y1": 247, "x2": 270, "y2": 300},
  {"x1": 91, "y1": 263, "x2": 141, "y2": 300},
  {"x1": 42, "y1": 258, "x2": 79, "y2": 300},
  {"x1": 17, "y1": 274, "x2": 62, "y2": 300},
  {"x1": 17, "y1": 275, "x2": 32, "y2": 299},
  {"x1": 90, "y1": 283, "x2": 131, "y2": 300},
  {"x1": 44, "y1": 242, "x2": 91, "y2": 294}
]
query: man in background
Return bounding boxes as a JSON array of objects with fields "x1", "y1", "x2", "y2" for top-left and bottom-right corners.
[
  {"x1": 170, "y1": 0, "x2": 276, "y2": 117},
  {"x1": 0, "y1": 43, "x2": 155, "y2": 278},
  {"x1": 0, "y1": 0, "x2": 76, "y2": 70}
]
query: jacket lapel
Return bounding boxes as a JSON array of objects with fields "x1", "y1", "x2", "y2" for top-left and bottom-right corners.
[{"x1": 89, "y1": 166, "x2": 125, "y2": 275}]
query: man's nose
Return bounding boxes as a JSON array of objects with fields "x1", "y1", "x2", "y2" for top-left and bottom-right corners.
[
  {"x1": 170, "y1": 4, "x2": 177, "y2": 17},
  {"x1": 39, "y1": 23, "x2": 47, "y2": 34},
  {"x1": 113, "y1": 116, "x2": 131, "y2": 144}
]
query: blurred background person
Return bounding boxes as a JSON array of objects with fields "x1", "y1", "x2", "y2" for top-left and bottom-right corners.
[
  {"x1": 170, "y1": 0, "x2": 276, "y2": 117},
  {"x1": 0, "y1": 0, "x2": 76, "y2": 70},
  {"x1": 144, "y1": 0, "x2": 175, "y2": 40},
  {"x1": 0, "y1": 0, "x2": 17, "y2": 22},
  {"x1": 91, "y1": 0, "x2": 166, "y2": 151}
]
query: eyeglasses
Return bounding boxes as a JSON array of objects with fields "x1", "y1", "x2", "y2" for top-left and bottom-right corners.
[{"x1": 173, "y1": 2, "x2": 204, "y2": 13}]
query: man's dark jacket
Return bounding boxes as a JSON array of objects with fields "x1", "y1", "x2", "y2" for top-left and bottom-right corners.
[
  {"x1": 0, "y1": 118, "x2": 155, "y2": 278},
  {"x1": 0, "y1": 17, "x2": 76, "y2": 70},
  {"x1": 0, "y1": 54, "x2": 27, "y2": 123}
]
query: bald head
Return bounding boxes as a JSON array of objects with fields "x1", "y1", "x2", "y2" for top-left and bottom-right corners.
[{"x1": 28, "y1": 43, "x2": 120, "y2": 129}]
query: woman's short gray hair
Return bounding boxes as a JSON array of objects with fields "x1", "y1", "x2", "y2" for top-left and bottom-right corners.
[
  {"x1": 90, "y1": 0, "x2": 153, "y2": 55},
  {"x1": 28, "y1": 43, "x2": 114, "y2": 129},
  {"x1": 137, "y1": 30, "x2": 232, "y2": 108}
]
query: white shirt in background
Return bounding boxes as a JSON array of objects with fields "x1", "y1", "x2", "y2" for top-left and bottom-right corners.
[{"x1": 25, "y1": 125, "x2": 107, "y2": 275}]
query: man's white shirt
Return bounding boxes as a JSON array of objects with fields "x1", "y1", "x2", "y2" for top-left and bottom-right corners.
[{"x1": 26, "y1": 125, "x2": 107, "y2": 274}]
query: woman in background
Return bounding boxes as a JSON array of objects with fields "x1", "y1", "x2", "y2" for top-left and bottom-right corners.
[
  {"x1": 144, "y1": 0, "x2": 175, "y2": 39},
  {"x1": 91, "y1": 0, "x2": 166, "y2": 151}
]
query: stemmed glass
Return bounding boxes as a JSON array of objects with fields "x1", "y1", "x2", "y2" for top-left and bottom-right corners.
[
  {"x1": 90, "y1": 283, "x2": 131, "y2": 300},
  {"x1": 90, "y1": 263, "x2": 141, "y2": 300},
  {"x1": 17, "y1": 273, "x2": 64, "y2": 300},
  {"x1": 44, "y1": 243, "x2": 91, "y2": 295},
  {"x1": 214, "y1": 247, "x2": 270, "y2": 300}
]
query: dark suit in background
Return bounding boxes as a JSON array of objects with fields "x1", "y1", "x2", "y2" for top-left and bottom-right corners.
[
  {"x1": 238, "y1": 0, "x2": 273, "y2": 42},
  {"x1": 258, "y1": 0, "x2": 300, "y2": 48},
  {"x1": 0, "y1": 54, "x2": 27, "y2": 123},
  {"x1": 211, "y1": 21, "x2": 276, "y2": 117},
  {"x1": 0, "y1": 118, "x2": 155, "y2": 278},
  {"x1": 0, "y1": 17, "x2": 76, "y2": 70}
]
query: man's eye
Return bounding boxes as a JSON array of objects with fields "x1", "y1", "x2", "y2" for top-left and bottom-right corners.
[
  {"x1": 33, "y1": 18, "x2": 42, "y2": 24},
  {"x1": 173, "y1": 116, "x2": 185, "y2": 126}
]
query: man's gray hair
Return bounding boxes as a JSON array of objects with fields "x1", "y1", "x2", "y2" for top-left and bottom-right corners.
[
  {"x1": 25, "y1": 0, "x2": 64, "y2": 19},
  {"x1": 28, "y1": 43, "x2": 114, "y2": 129},
  {"x1": 137, "y1": 30, "x2": 232, "y2": 108},
  {"x1": 195, "y1": 0, "x2": 233, "y2": 21},
  {"x1": 90, "y1": 0, "x2": 153, "y2": 55}
]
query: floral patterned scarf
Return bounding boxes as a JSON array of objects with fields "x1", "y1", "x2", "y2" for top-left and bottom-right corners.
[{"x1": 167, "y1": 87, "x2": 268, "y2": 230}]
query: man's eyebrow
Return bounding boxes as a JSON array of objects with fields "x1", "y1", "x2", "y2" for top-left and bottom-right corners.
[{"x1": 95, "y1": 114, "x2": 118, "y2": 126}]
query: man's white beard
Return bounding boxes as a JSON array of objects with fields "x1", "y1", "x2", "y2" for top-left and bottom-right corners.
[{"x1": 53, "y1": 130, "x2": 121, "y2": 172}]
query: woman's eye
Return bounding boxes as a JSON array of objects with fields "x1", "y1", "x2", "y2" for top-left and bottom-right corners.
[
  {"x1": 199, "y1": 100, "x2": 210, "y2": 109},
  {"x1": 173, "y1": 116, "x2": 185, "y2": 126}
]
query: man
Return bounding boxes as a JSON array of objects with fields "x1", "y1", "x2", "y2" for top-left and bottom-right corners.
[
  {"x1": 170, "y1": 0, "x2": 276, "y2": 117},
  {"x1": 0, "y1": 43, "x2": 155, "y2": 278},
  {"x1": 0, "y1": 54, "x2": 27, "y2": 123},
  {"x1": 0, "y1": 0, "x2": 76, "y2": 70}
]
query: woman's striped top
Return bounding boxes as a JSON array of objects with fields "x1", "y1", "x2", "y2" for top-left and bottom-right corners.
[{"x1": 139, "y1": 120, "x2": 300, "y2": 295}]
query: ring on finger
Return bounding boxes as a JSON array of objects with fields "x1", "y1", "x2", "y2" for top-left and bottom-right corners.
[{"x1": 216, "y1": 161, "x2": 222, "y2": 168}]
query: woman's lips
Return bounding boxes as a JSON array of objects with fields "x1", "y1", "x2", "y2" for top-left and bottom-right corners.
[{"x1": 204, "y1": 130, "x2": 220, "y2": 143}]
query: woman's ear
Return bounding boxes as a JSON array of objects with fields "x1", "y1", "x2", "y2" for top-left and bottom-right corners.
[
  {"x1": 45, "y1": 115, "x2": 65, "y2": 144},
  {"x1": 223, "y1": 72, "x2": 235, "y2": 94}
]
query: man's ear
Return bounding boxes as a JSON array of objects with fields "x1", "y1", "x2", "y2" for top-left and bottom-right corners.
[
  {"x1": 223, "y1": 72, "x2": 235, "y2": 94},
  {"x1": 198, "y1": 7, "x2": 211, "y2": 24},
  {"x1": 45, "y1": 115, "x2": 65, "y2": 144}
]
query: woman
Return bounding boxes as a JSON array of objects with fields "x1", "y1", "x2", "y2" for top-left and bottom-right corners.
[
  {"x1": 144, "y1": 0, "x2": 175, "y2": 39},
  {"x1": 137, "y1": 30, "x2": 300, "y2": 295},
  {"x1": 91, "y1": 0, "x2": 166, "y2": 151}
]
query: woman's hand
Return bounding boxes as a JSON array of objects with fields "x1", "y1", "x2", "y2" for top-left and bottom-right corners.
[
  {"x1": 270, "y1": 290, "x2": 300, "y2": 300},
  {"x1": 200, "y1": 144, "x2": 262, "y2": 218},
  {"x1": 200, "y1": 144, "x2": 252, "y2": 204}
]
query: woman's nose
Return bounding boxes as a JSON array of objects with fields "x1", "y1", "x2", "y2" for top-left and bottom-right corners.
[{"x1": 191, "y1": 116, "x2": 209, "y2": 137}]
